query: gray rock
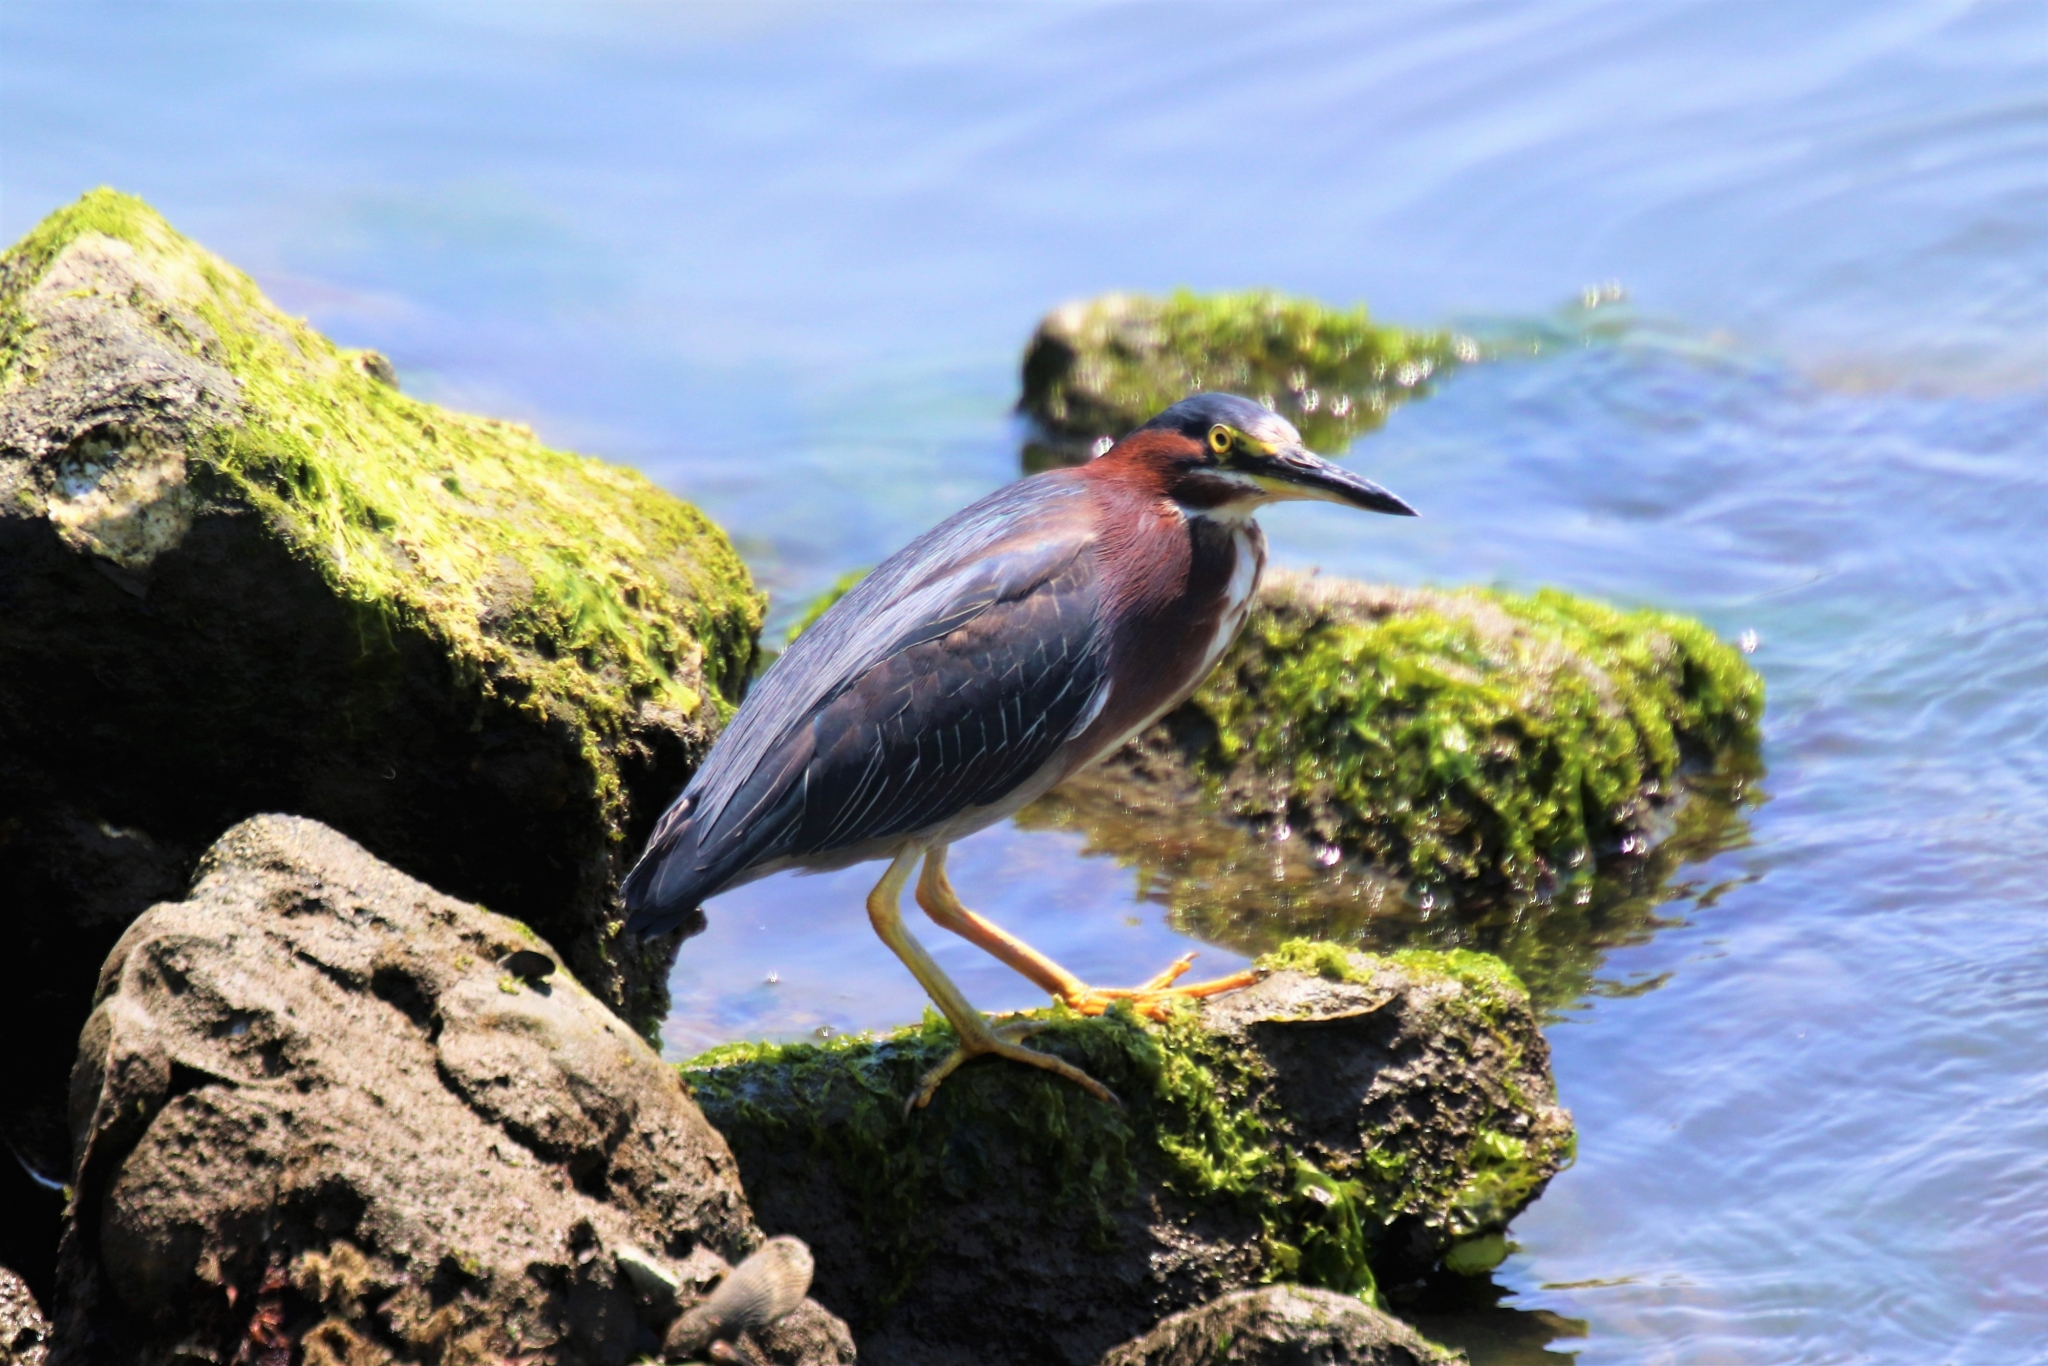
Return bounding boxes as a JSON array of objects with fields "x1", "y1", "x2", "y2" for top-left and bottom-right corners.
[
  {"x1": 686, "y1": 945, "x2": 1570, "y2": 1366},
  {"x1": 52, "y1": 815, "x2": 850, "y2": 1366},
  {"x1": 0, "y1": 1267, "x2": 49, "y2": 1366},
  {"x1": 1098, "y1": 1286, "x2": 1461, "y2": 1366}
]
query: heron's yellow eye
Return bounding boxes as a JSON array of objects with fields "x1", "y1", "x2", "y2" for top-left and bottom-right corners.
[{"x1": 1207, "y1": 425, "x2": 1232, "y2": 455}]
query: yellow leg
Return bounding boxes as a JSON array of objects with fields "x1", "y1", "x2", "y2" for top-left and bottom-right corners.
[
  {"x1": 866, "y1": 846, "x2": 1115, "y2": 1111},
  {"x1": 914, "y1": 845, "x2": 1262, "y2": 1020}
]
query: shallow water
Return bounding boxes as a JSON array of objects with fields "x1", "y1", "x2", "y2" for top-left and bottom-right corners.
[{"x1": 6, "y1": 2, "x2": 2046, "y2": 1360}]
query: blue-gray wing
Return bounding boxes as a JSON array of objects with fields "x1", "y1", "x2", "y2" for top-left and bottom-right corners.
[{"x1": 623, "y1": 476, "x2": 1106, "y2": 932}]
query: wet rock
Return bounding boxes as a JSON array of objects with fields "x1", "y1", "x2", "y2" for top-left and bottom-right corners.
[
  {"x1": 0, "y1": 1266, "x2": 50, "y2": 1366},
  {"x1": 1021, "y1": 572, "x2": 1762, "y2": 1005},
  {"x1": 1018, "y1": 291, "x2": 1466, "y2": 466},
  {"x1": 52, "y1": 815, "x2": 850, "y2": 1366},
  {"x1": 1098, "y1": 1285, "x2": 1460, "y2": 1366},
  {"x1": 685, "y1": 943, "x2": 1569, "y2": 1366},
  {"x1": 0, "y1": 191, "x2": 762, "y2": 1201}
]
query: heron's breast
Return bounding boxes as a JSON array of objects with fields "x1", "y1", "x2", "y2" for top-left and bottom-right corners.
[
  {"x1": 1065, "y1": 507, "x2": 1264, "y2": 767},
  {"x1": 1195, "y1": 520, "x2": 1265, "y2": 681}
]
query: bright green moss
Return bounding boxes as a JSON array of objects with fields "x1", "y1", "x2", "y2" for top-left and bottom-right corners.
[
  {"x1": 1441, "y1": 1231, "x2": 1510, "y2": 1277},
  {"x1": 1388, "y1": 948, "x2": 1529, "y2": 1000},
  {"x1": 2, "y1": 191, "x2": 764, "y2": 819},
  {"x1": 1256, "y1": 939, "x2": 1368, "y2": 984},
  {"x1": 1193, "y1": 578, "x2": 1763, "y2": 903},
  {"x1": 1449, "y1": 1130, "x2": 1562, "y2": 1235},
  {"x1": 1258, "y1": 940, "x2": 1527, "y2": 1001},
  {"x1": 1019, "y1": 289, "x2": 1468, "y2": 455}
]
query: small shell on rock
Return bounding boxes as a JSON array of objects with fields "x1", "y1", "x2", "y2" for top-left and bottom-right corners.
[
  {"x1": 663, "y1": 1236, "x2": 814, "y2": 1358},
  {"x1": 615, "y1": 1243, "x2": 681, "y2": 1312}
]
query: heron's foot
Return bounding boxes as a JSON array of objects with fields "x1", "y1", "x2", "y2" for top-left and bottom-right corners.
[
  {"x1": 909, "y1": 1017, "x2": 1117, "y2": 1114},
  {"x1": 1056, "y1": 953, "x2": 1264, "y2": 1020}
]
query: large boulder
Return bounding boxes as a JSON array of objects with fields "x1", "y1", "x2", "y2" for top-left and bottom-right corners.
[
  {"x1": 0, "y1": 191, "x2": 762, "y2": 1208},
  {"x1": 1098, "y1": 1286, "x2": 1460, "y2": 1366},
  {"x1": 684, "y1": 942, "x2": 1570, "y2": 1366},
  {"x1": 1018, "y1": 291, "x2": 1467, "y2": 466},
  {"x1": 54, "y1": 815, "x2": 851, "y2": 1365},
  {"x1": 1021, "y1": 572, "x2": 1763, "y2": 1006}
]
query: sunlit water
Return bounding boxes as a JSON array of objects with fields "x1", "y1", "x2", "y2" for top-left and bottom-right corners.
[{"x1": 6, "y1": 2, "x2": 2045, "y2": 1361}]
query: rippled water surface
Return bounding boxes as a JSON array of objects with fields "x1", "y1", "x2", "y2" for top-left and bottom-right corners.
[{"x1": 7, "y1": 3, "x2": 2046, "y2": 1360}]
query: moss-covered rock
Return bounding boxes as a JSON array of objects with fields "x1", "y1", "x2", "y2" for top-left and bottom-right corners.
[
  {"x1": 1098, "y1": 1285, "x2": 1460, "y2": 1366},
  {"x1": 683, "y1": 943, "x2": 1570, "y2": 1366},
  {"x1": 1020, "y1": 572, "x2": 1762, "y2": 1007},
  {"x1": 0, "y1": 191, "x2": 760, "y2": 1202},
  {"x1": 1019, "y1": 291, "x2": 1469, "y2": 465}
]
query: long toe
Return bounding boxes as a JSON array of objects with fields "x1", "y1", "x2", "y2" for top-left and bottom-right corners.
[
  {"x1": 1062, "y1": 966, "x2": 1266, "y2": 1019},
  {"x1": 910, "y1": 1030, "x2": 1118, "y2": 1111}
]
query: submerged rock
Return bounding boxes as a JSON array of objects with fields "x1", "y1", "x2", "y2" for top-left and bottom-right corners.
[
  {"x1": 684, "y1": 943, "x2": 1569, "y2": 1366},
  {"x1": 1019, "y1": 291, "x2": 1467, "y2": 465},
  {"x1": 0, "y1": 191, "x2": 762, "y2": 1204},
  {"x1": 1098, "y1": 1285, "x2": 1460, "y2": 1366},
  {"x1": 1021, "y1": 572, "x2": 1762, "y2": 1005},
  {"x1": 54, "y1": 815, "x2": 851, "y2": 1366}
]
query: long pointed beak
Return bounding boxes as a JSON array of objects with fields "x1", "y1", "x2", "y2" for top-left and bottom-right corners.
[{"x1": 1254, "y1": 444, "x2": 1418, "y2": 516}]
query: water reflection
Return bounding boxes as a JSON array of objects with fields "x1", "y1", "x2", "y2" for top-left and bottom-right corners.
[
  {"x1": 1022, "y1": 765, "x2": 1757, "y2": 1013},
  {"x1": 1398, "y1": 1270, "x2": 1592, "y2": 1365}
]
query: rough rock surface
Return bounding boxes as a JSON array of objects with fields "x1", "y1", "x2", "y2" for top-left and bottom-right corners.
[
  {"x1": 1022, "y1": 571, "x2": 1763, "y2": 1006},
  {"x1": 1098, "y1": 1286, "x2": 1460, "y2": 1366},
  {"x1": 0, "y1": 191, "x2": 762, "y2": 1244},
  {"x1": 685, "y1": 943, "x2": 1570, "y2": 1366},
  {"x1": 0, "y1": 1267, "x2": 49, "y2": 1366},
  {"x1": 1017, "y1": 291, "x2": 1464, "y2": 465},
  {"x1": 53, "y1": 815, "x2": 851, "y2": 1366}
]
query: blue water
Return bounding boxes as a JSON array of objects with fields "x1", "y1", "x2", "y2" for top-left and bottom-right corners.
[{"x1": 7, "y1": 3, "x2": 2046, "y2": 1361}]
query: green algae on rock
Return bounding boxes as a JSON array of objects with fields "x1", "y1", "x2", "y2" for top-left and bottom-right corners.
[
  {"x1": 0, "y1": 187, "x2": 762, "y2": 1169},
  {"x1": 682, "y1": 943, "x2": 1570, "y2": 1365},
  {"x1": 1019, "y1": 290, "x2": 1469, "y2": 464},
  {"x1": 1020, "y1": 572, "x2": 1763, "y2": 1007}
]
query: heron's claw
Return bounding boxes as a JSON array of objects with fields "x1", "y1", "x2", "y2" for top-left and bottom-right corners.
[
  {"x1": 1057, "y1": 956, "x2": 1264, "y2": 1020},
  {"x1": 908, "y1": 1017, "x2": 1118, "y2": 1114}
]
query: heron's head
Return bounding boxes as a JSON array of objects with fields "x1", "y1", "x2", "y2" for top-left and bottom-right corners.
[{"x1": 1102, "y1": 391, "x2": 1416, "y2": 518}]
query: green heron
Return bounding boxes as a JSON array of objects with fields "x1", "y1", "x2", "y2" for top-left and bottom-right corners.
[{"x1": 626, "y1": 393, "x2": 1415, "y2": 1106}]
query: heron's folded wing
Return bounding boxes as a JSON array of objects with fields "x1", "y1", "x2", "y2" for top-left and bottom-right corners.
[
  {"x1": 786, "y1": 538, "x2": 1106, "y2": 855},
  {"x1": 633, "y1": 478, "x2": 1107, "y2": 911}
]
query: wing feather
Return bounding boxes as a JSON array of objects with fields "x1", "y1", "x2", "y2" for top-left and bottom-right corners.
[{"x1": 623, "y1": 475, "x2": 1107, "y2": 932}]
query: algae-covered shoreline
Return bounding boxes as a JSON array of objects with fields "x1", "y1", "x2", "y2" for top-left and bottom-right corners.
[{"x1": 4, "y1": 190, "x2": 1765, "y2": 1364}]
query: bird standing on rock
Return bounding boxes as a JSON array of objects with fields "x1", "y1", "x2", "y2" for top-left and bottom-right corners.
[{"x1": 625, "y1": 393, "x2": 1415, "y2": 1107}]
